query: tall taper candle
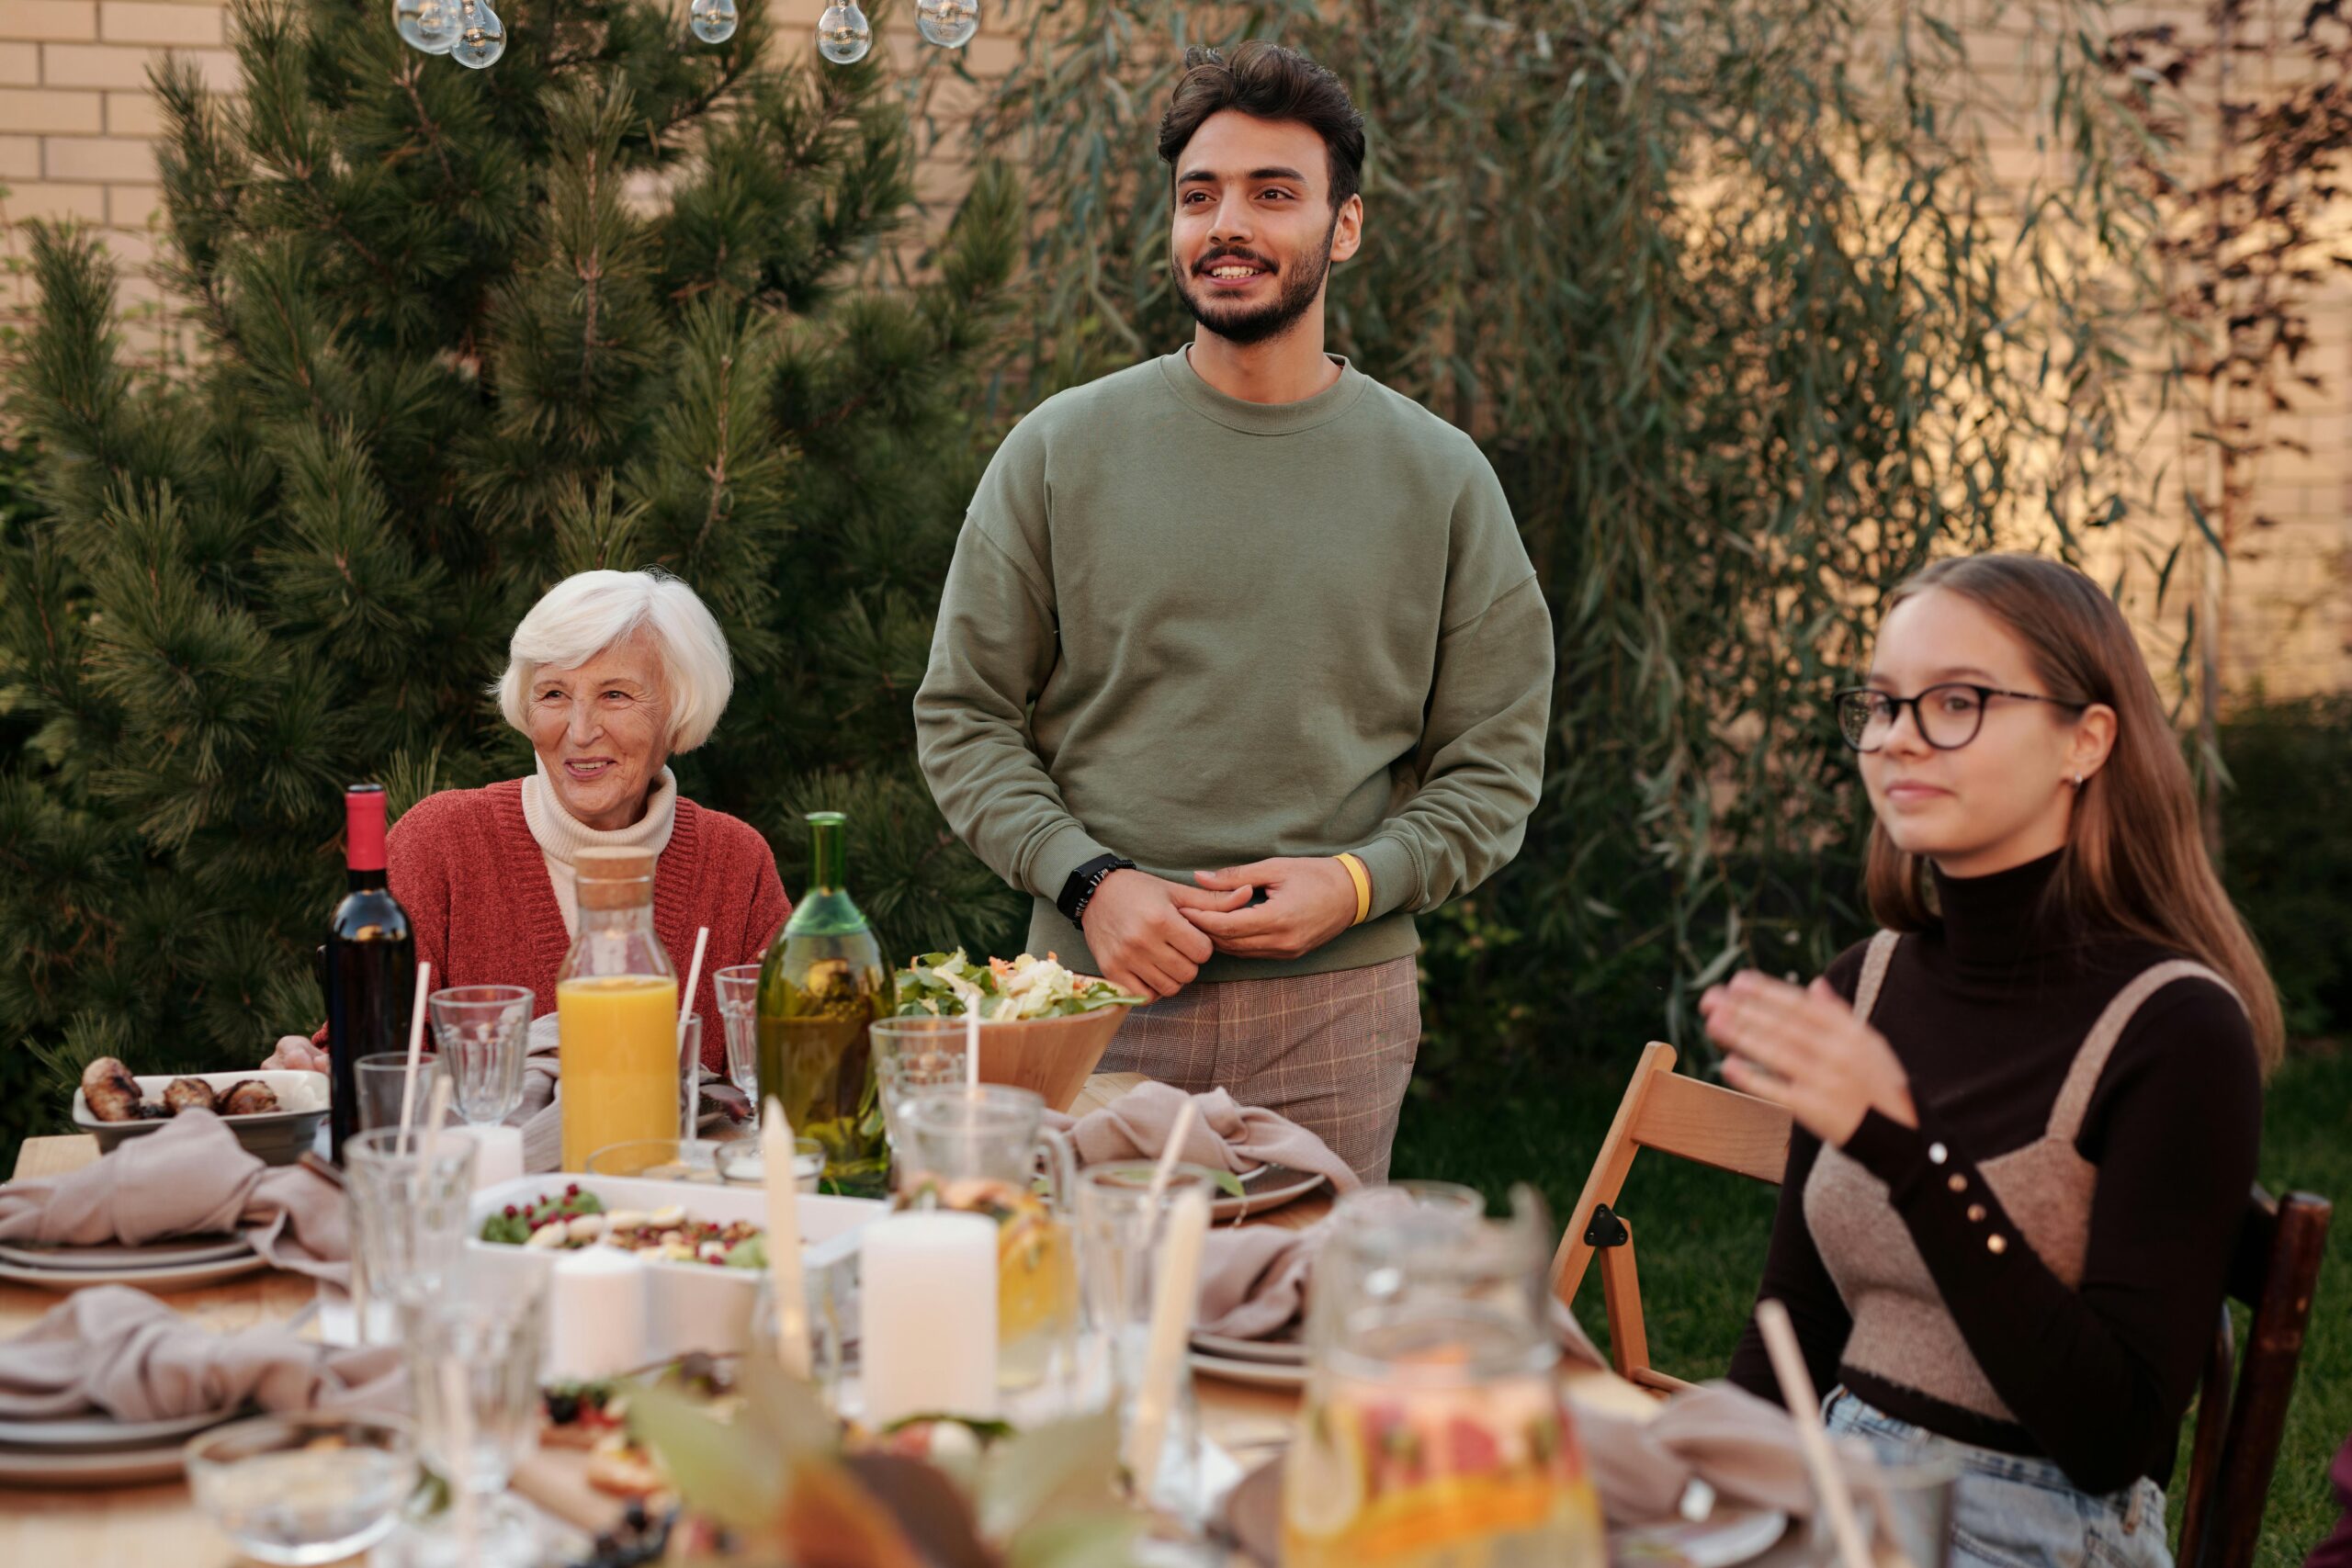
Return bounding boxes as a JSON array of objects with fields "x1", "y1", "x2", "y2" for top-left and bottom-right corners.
[
  {"x1": 1122, "y1": 1184, "x2": 1210, "y2": 1496},
  {"x1": 762, "y1": 1097, "x2": 810, "y2": 1380}
]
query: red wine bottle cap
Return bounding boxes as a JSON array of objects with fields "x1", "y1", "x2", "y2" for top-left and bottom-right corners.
[{"x1": 345, "y1": 784, "x2": 389, "y2": 872}]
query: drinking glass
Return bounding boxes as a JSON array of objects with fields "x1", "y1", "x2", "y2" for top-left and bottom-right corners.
[
  {"x1": 401, "y1": 1273, "x2": 545, "y2": 1495},
  {"x1": 894, "y1": 1085, "x2": 1080, "y2": 1393},
  {"x1": 715, "y1": 964, "x2": 762, "y2": 1099},
  {"x1": 185, "y1": 1414, "x2": 418, "y2": 1566},
  {"x1": 1077, "y1": 1161, "x2": 1219, "y2": 1519},
  {"x1": 715, "y1": 1135, "x2": 826, "y2": 1192},
  {"x1": 355, "y1": 1052, "x2": 444, "y2": 1134},
  {"x1": 426, "y1": 985, "x2": 532, "y2": 1127},
  {"x1": 868, "y1": 1017, "x2": 970, "y2": 1151},
  {"x1": 1284, "y1": 1185, "x2": 1605, "y2": 1568},
  {"x1": 1816, "y1": 1444, "x2": 1960, "y2": 1568},
  {"x1": 678, "y1": 1014, "x2": 704, "y2": 1141},
  {"x1": 344, "y1": 1126, "x2": 477, "y2": 1339}
]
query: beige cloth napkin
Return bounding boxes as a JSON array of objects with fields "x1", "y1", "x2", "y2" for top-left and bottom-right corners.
[
  {"x1": 1574, "y1": 1381, "x2": 1821, "y2": 1527},
  {"x1": 1048, "y1": 1083, "x2": 1362, "y2": 1199},
  {"x1": 0, "y1": 1286, "x2": 402, "y2": 1422},
  {"x1": 0, "y1": 1111, "x2": 349, "y2": 1283}
]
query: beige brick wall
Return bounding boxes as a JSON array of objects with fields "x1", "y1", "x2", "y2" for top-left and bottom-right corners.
[{"x1": 1, "y1": 0, "x2": 2342, "y2": 696}]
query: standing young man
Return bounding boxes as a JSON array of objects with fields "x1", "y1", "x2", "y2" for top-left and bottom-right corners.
[{"x1": 913, "y1": 41, "x2": 1552, "y2": 1181}]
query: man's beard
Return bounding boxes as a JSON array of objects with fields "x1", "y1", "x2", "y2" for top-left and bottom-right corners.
[{"x1": 1171, "y1": 222, "x2": 1337, "y2": 347}]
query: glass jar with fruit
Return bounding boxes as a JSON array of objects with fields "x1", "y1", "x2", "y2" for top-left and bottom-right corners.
[{"x1": 1283, "y1": 1186, "x2": 1605, "y2": 1568}]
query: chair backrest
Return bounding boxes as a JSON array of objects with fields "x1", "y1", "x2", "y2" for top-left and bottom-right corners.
[
  {"x1": 2177, "y1": 1186, "x2": 2332, "y2": 1568},
  {"x1": 1550, "y1": 1043, "x2": 1792, "y2": 1374}
]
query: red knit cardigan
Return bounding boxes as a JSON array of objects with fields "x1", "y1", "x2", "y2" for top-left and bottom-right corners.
[{"x1": 384, "y1": 780, "x2": 790, "y2": 1071}]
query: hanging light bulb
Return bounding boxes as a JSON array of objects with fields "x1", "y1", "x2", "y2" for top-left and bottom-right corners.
[
  {"x1": 394, "y1": 0, "x2": 460, "y2": 52},
  {"x1": 450, "y1": 0, "x2": 505, "y2": 66},
  {"x1": 914, "y1": 0, "x2": 978, "y2": 48},
  {"x1": 815, "y1": 0, "x2": 871, "y2": 62},
  {"x1": 688, "y1": 0, "x2": 737, "y2": 43}
]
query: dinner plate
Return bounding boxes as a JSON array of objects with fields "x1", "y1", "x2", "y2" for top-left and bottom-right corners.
[
  {"x1": 0, "y1": 1235, "x2": 253, "y2": 1271},
  {"x1": 0, "y1": 1406, "x2": 240, "y2": 1451},
  {"x1": 1189, "y1": 1329, "x2": 1305, "y2": 1365},
  {"x1": 0, "y1": 1253, "x2": 268, "y2": 1293},
  {"x1": 1211, "y1": 1164, "x2": 1328, "y2": 1222},
  {"x1": 1187, "y1": 1350, "x2": 1308, "y2": 1389},
  {"x1": 1615, "y1": 1508, "x2": 1791, "y2": 1568},
  {"x1": 0, "y1": 1439, "x2": 193, "y2": 1488}
]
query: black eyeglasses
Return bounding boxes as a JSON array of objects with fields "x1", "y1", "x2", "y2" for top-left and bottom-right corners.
[{"x1": 1833, "y1": 684, "x2": 2086, "y2": 752}]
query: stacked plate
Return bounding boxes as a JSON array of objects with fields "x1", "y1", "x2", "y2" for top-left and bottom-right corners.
[
  {"x1": 1189, "y1": 1326, "x2": 1307, "y2": 1389},
  {"x1": 1211, "y1": 1163, "x2": 1329, "y2": 1223},
  {"x1": 0, "y1": 1235, "x2": 266, "y2": 1294},
  {"x1": 0, "y1": 1404, "x2": 243, "y2": 1488}
]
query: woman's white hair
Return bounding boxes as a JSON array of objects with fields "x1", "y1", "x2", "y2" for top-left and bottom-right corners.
[{"x1": 495, "y1": 569, "x2": 733, "y2": 753}]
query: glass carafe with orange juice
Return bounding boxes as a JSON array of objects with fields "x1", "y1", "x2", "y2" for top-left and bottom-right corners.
[
  {"x1": 1283, "y1": 1185, "x2": 1604, "y2": 1568},
  {"x1": 557, "y1": 847, "x2": 680, "y2": 1172}
]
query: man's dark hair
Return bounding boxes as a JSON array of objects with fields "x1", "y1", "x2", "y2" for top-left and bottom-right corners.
[{"x1": 1156, "y1": 41, "x2": 1367, "y2": 211}]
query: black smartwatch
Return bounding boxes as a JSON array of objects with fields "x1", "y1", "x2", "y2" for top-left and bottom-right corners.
[{"x1": 1057, "y1": 853, "x2": 1136, "y2": 926}]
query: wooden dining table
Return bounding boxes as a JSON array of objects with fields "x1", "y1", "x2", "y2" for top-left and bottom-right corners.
[{"x1": 0, "y1": 1071, "x2": 1329, "y2": 1564}]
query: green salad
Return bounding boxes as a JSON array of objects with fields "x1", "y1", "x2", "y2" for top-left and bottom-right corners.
[{"x1": 893, "y1": 950, "x2": 1145, "y2": 1021}]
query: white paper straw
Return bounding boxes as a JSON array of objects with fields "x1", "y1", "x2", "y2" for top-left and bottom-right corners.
[
  {"x1": 677, "y1": 927, "x2": 710, "y2": 1143},
  {"x1": 1757, "y1": 1299, "x2": 1872, "y2": 1568},
  {"x1": 762, "y1": 1098, "x2": 810, "y2": 1380},
  {"x1": 1147, "y1": 1098, "x2": 1199, "y2": 1207},
  {"x1": 397, "y1": 960, "x2": 434, "y2": 1151},
  {"x1": 1123, "y1": 1185, "x2": 1210, "y2": 1499},
  {"x1": 416, "y1": 1074, "x2": 454, "y2": 1174},
  {"x1": 964, "y1": 1004, "x2": 981, "y2": 1092}
]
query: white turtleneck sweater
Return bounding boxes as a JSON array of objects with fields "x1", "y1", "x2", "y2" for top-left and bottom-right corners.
[{"x1": 521, "y1": 761, "x2": 679, "y2": 940}]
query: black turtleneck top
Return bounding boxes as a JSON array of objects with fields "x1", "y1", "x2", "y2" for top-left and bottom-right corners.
[{"x1": 1724, "y1": 850, "x2": 2261, "y2": 1495}]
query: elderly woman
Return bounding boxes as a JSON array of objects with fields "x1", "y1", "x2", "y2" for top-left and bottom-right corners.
[{"x1": 267, "y1": 569, "x2": 787, "y2": 1074}]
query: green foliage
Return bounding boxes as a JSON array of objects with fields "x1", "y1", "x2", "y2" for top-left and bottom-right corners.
[
  {"x1": 0, "y1": 0, "x2": 1027, "y2": 1163},
  {"x1": 2219, "y1": 695, "x2": 2352, "y2": 1040},
  {"x1": 966, "y1": 0, "x2": 2188, "y2": 1073}
]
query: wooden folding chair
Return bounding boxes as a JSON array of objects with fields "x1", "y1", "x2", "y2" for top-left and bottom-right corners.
[
  {"x1": 2177, "y1": 1184, "x2": 2333, "y2": 1568},
  {"x1": 1549, "y1": 1041, "x2": 1792, "y2": 1393}
]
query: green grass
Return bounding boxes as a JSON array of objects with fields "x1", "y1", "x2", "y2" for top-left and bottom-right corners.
[{"x1": 1392, "y1": 1044, "x2": 2352, "y2": 1568}]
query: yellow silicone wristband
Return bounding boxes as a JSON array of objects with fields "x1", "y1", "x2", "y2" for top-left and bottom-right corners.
[{"x1": 1336, "y1": 853, "x2": 1373, "y2": 927}]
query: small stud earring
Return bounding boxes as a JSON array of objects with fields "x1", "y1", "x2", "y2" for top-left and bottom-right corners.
[{"x1": 2072, "y1": 773, "x2": 2086, "y2": 788}]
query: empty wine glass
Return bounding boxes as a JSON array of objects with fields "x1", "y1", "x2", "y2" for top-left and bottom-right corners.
[
  {"x1": 714, "y1": 964, "x2": 761, "y2": 1100},
  {"x1": 427, "y1": 985, "x2": 532, "y2": 1128}
]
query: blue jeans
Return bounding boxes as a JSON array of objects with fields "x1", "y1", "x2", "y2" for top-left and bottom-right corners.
[{"x1": 1824, "y1": 1391, "x2": 2172, "y2": 1568}]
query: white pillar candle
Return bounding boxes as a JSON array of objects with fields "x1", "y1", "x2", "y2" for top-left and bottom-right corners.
[
  {"x1": 548, "y1": 1248, "x2": 649, "y2": 1382},
  {"x1": 860, "y1": 1212, "x2": 998, "y2": 1426},
  {"x1": 447, "y1": 1125, "x2": 525, "y2": 1191}
]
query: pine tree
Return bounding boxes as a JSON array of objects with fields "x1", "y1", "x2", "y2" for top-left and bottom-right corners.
[{"x1": 0, "y1": 0, "x2": 1028, "y2": 1155}]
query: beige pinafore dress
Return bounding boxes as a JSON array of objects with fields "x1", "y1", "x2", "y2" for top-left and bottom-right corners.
[{"x1": 1803, "y1": 930, "x2": 2236, "y2": 1423}]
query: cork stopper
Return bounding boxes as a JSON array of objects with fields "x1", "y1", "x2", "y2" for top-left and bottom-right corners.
[{"x1": 574, "y1": 847, "x2": 656, "y2": 908}]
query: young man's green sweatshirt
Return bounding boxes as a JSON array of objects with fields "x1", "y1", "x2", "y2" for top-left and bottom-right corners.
[{"x1": 914, "y1": 348, "x2": 1554, "y2": 984}]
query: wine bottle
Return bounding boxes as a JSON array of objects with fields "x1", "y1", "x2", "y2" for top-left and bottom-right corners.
[
  {"x1": 324, "y1": 783, "x2": 413, "y2": 1160},
  {"x1": 756, "y1": 813, "x2": 886, "y2": 1177}
]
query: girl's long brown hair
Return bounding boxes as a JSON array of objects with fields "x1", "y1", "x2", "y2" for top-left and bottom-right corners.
[{"x1": 1863, "y1": 553, "x2": 2285, "y2": 1068}]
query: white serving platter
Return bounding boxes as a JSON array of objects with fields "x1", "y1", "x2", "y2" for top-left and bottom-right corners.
[
  {"x1": 73, "y1": 1070, "x2": 330, "y2": 1167},
  {"x1": 466, "y1": 1174, "x2": 884, "y2": 1363}
]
